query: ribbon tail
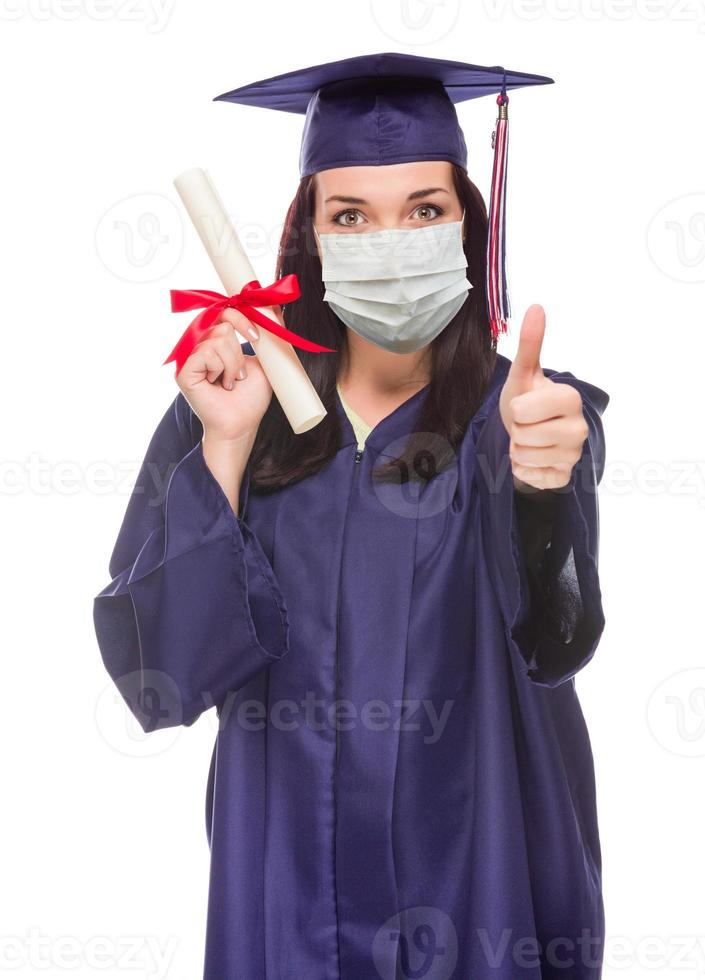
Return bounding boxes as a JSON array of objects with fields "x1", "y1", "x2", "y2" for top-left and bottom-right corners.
[{"x1": 239, "y1": 305, "x2": 337, "y2": 353}]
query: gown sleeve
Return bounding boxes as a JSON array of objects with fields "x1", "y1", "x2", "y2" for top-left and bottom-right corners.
[
  {"x1": 473, "y1": 370, "x2": 610, "y2": 688},
  {"x1": 93, "y1": 391, "x2": 290, "y2": 731}
]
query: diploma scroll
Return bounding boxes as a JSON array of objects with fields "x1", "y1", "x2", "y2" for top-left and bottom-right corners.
[{"x1": 173, "y1": 167, "x2": 328, "y2": 434}]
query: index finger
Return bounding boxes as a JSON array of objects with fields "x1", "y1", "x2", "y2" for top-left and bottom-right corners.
[{"x1": 216, "y1": 307, "x2": 260, "y2": 340}]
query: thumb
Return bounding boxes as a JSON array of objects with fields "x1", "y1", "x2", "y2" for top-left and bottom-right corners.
[{"x1": 507, "y1": 304, "x2": 546, "y2": 391}]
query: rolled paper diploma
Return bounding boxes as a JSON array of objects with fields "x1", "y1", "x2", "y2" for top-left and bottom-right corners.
[{"x1": 173, "y1": 167, "x2": 328, "y2": 435}]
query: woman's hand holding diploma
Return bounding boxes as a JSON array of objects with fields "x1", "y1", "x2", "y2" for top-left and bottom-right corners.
[
  {"x1": 499, "y1": 304, "x2": 590, "y2": 494},
  {"x1": 169, "y1": 168, "x2": 329, "y2": 436}
]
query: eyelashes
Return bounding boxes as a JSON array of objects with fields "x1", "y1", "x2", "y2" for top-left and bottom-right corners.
[{"x1": 331, "y1": 203, "x2": 446, "y2": 227}]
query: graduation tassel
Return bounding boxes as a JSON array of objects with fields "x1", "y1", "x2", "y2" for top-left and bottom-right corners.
[{"x1": 486, "y1": 84, "x2": 511, "y2": 340}]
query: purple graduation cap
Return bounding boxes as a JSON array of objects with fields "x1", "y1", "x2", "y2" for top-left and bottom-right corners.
[{"x1": 214, "y1": 52, "x2": 554, "y2": 340}]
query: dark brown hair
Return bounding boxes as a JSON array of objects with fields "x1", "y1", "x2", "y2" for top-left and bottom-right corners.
[{"x1": 248, "y1": 162, "x2": 498, "y2": 492}]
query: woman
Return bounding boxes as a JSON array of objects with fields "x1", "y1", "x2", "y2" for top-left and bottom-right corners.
[{"x1": 94, "y1": 55, "x2": 609, "y2": 980}]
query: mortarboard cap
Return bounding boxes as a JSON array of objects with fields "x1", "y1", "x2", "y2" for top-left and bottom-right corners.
[{"x1": 214, "y1": 52, "x2": 554, "y2": 339}]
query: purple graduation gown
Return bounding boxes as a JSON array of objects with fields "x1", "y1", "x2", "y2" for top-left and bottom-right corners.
[{"x1": 93, "y1": 352, "x2": 609, "y2": 980}]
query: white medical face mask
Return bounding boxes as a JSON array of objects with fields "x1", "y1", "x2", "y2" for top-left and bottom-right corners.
[{"x1": 314, "y1": 211, "x2": 472, "y2": 354}]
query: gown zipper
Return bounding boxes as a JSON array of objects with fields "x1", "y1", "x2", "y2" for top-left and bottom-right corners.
[
  {"x1": 335, "y1": 445, "x2": 364, "y2": 770},
  {"x1": 332, "y1": 444, "x2": 364, "y2": 974}
]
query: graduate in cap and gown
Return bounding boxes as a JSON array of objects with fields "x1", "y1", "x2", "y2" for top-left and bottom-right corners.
[{"x1": 93, "y1": 52, "x2": 610, "y2": 980}]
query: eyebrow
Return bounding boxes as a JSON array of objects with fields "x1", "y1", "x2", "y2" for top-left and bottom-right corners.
[{"x1": 323, "y1": 187, "x2": 451, "y2": 206}]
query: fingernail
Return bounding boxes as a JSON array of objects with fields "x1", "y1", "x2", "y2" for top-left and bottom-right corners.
[
  {"x1": 248, "y1": 326, "x2": 259, "y2": 340},
  {"x1": 226, "y1": 379, "x2": 234, "y2": 390},
  {"x1": 237, "y1": 367, "x2": 247, "y2": 380}
]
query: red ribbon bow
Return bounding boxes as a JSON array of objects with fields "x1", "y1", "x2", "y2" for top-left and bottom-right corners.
[{"x1": 164, "y1": 274, "x2": 336, "y2": 375}]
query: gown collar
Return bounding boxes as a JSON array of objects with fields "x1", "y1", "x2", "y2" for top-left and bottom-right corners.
[
  {"x1": 333, "y1": 355, "x2": 508, "y2": 456},
  {"x1": 334, "y1": 382, "x2": 431, "y2": 455}
]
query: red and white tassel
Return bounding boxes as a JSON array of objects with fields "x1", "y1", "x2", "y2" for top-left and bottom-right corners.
[{"x1": 486, "y1": 89, "x2": 511, "y2": 340}]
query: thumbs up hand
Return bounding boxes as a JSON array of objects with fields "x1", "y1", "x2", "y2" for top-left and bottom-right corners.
[{"x1": 499, "y1": 304, "x2": 589, "y2": 492}]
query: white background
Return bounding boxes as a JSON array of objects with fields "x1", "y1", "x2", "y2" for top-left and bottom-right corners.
[{"x1": 1, "y1": 0, "x2": 704, "y2": 977}]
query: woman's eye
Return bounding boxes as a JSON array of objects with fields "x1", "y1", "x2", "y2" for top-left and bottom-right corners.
[
  {"x1": 412, "y1": 204, "x2": 444, "y2": 221},
  {"x1": 333, "y1": 210, "x2": 366, "y2": 227},
  {"x1": 331, "y1": 204, "x2": 444, "y2": 227}
]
